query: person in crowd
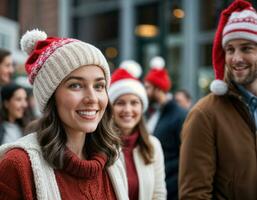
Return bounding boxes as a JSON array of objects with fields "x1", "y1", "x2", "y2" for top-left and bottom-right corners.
[
  {"x1": 109, "y1": 60, "x2": 167, "y2": 200},
  {"x1": 144, "y1": 56, "x2": 187, "y2": 200},
  {"x1": 174, "y1": 89, "x2": 192, "y2": 110},
  {"x1": 179, "y1": 1, "x2": 257, "y2": 199},
  {"x1": 0, "y1": 49, "x2": 14, "y2": 87},
  {"x1": 0, "y1": 83, "x2": 28, "y2": 145},
  {"x1": 15, "y1": 76, "x2": 41, "y2": 121},
  {"x1": 0, "y1": 49, "x2": 14, "y2": 105},
  {"x1": 0, "y1": 29, "x2": 128, "y2": 200}
]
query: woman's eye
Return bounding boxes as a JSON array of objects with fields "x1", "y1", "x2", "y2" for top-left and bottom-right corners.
[
  {"x1": 95, "y1": 83, "x2": 105, "y2": 90},
  {"x1": 115, "y1": 101, "x2": 125, "y2": 106},
  {"x1": 131, "y1": 101, "x2": 140, "y2": 106},
  {"x1": 69, "y1": 83, "x2": 82, "y2": 89}
]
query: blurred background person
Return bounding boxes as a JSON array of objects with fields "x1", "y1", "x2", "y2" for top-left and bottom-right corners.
[
  {"x1": 0, "y1": 49, "x2": 14, "y2": 104},
  {"x1": 144, "y1": 56, "x2": 187, "y2": 200},
  {"x1": 109, "y1": 60, "x2": 167, "y2": 200},
  {"x1": 15, "y1": 76, "x2": 41, "y2": 121},
  {"x1": 0, "y1": 83, "x2": 28, "y2": 145},
  {"x1": 174, "y1": 89, "x2": 192, "y2": 110}
]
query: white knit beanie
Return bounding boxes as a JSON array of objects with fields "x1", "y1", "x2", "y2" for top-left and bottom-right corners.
[
  {"x1": 222, "y1": 7, "x2": 257, "y2": 47},
  {"x1": 108, "y1": 60, "x2": 148, "y2": 112},
  {"x1": 20, "y1": 29, "x2": 110, "y2": 112}
]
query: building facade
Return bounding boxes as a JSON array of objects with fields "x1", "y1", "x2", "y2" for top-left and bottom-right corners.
[{"x1": 1, "y1": 0, "x2": 257, "y2": 100}]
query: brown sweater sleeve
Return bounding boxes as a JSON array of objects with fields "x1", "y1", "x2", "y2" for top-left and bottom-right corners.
[{"x1": 0, "y1": 148, "x2": 37, "y2": 200}]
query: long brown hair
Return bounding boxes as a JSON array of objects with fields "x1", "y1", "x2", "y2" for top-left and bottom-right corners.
[
  {"x1": 26, "y1": 95, "x2": 120, "y2": 169},
  {"x1": 136, "y1": 117, "x2": 154, "y2": 164}
]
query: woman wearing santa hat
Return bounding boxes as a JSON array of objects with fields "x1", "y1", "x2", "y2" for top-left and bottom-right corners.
[
  {"x1": 0, "y1": 29, "x2": 128, "y2": 200},
  {"x1": 109, "y1": 60, "x2": 167, "y2": 200}
]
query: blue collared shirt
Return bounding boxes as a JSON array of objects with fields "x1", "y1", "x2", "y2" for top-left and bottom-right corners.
[{"x1": 236, "y1": 84, "x2": 257, "y2": 128}]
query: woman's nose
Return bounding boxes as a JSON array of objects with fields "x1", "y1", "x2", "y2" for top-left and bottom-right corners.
[{"x1": 82, "y1": 88, "x2": 97, "y2": 103}]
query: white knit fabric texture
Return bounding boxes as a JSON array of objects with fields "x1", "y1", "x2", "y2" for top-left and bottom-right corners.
[
  {"x1": 108, "y1": 79, "x2": 148, "y2": 112},
  {"x1": 32, "y1": 41, "x2": 110, "y2": 112}
]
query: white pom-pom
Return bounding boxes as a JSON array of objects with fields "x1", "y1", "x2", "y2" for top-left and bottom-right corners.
[
  {"x1": 20, "y1": 29, "x2": 47, "y2": 55},
  {"x1": 150, "y1": 56, "x2": 165, "y2": 69},
  {"x1": 210, "y1": 79, "x2": 228, "y2": 95},
  {"x1": 120, "y1": 60, "x2": 142, "y2": 78}
]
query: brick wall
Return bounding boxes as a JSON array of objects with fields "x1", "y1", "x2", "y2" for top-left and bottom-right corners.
[{"x1": 19, "y1": 0, "x2": 58, "y2": 36}]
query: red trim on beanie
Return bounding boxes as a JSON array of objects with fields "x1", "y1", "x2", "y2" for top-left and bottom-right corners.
[
  {"x1": 25, "y1": 37, "x2": 77, "y2": 84},
  {"x1": 223, "y1": 28, "x2": 257, "y2": 37},
  {"x1": 212, "y1": 0, "x2": 251, "y2": 81}
]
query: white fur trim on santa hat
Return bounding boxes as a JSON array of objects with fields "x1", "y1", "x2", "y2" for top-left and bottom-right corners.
[
  {"x1": 20, "y1": 29, "x2": 47, "y2": 54},
  {"x1": 210, "y1": 79, "x2": 228, "y2": 95},
  {"x1": 120, "y1": 60, "x2": 142, "y2": 78},
  {"x1": 108, "y1": 79, "x2": 148, "y2": 112},
  {"x1": 150, "y1": 56, "x2": 165, "y2": 69}
]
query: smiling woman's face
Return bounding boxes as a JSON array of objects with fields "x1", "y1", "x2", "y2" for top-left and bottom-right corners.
[
  {"x1": 54, "y1": 65, "x2": 108, "y2": 136},
  {"x1": 113, "y1": 94, "x2": 143, "y2": 135}
]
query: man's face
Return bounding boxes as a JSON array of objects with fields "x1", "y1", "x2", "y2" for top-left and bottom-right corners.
[
  {"x1": 0, "y1": 55, "x2": 14, "y2": 85},
  {"x1": 144, "y1": 81, "x2": 157, "y2": 105},
  {"x1": 225, "y1": 39, "x2": 257, "y2": 88}
]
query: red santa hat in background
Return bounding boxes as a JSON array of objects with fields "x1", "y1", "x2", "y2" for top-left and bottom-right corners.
[
  {"x1": 144, "y1": 56, "x2": 171, "y2": 92},
  {"x1": 108, "y1": 60, "x2": 148, "y2": 112},
  {"x1": 211, "y1": 0, "x2": 255, "y2": 95}
]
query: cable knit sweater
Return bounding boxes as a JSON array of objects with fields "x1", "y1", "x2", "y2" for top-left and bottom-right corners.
[{"x1": 0, "y1": 133, "x2": 129, "y2": 200}]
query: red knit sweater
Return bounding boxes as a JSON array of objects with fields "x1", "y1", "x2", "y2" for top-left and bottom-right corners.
[
  {"x1": 0, "y1": 148, "x2": 116, "y2": 200},
  {"x1": 122, "y1": 131, "x2": 140, "y2": 200}
]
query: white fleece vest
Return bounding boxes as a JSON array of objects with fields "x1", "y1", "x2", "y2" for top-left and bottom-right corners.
[{"x1": 0, "y1": 133, "x2": 129, "y2": 200}]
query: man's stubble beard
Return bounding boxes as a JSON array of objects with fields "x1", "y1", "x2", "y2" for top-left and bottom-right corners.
[{"x1": 226, "y1": 63, "x2": 257, "y2": 86}]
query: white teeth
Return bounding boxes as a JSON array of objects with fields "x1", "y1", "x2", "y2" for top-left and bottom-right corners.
[
  {"x1": 121, "y1": 116, "x2": 133, "y2": 120},
  {"x1": 78, "y1": 111, "x2": 96, "y2": 116}
]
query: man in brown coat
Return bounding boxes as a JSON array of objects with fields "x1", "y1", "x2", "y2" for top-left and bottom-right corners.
[{"x1": 179, "y1": 0, "x2": 257, "y2": 199}]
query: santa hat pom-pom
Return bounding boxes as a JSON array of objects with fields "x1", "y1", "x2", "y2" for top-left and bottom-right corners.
[
  {"x1": 20, "y1": 29, "x2": 47, "y2": 55},
  {"x1": 120, "y1": 60, "x2": 142, "y2": 78},
  {"x1": 150, "y1": 56, "x2": 165, "y2": 69},
  {"x1": 210, "y1": 79, "x2": 228, "y2": 95}
]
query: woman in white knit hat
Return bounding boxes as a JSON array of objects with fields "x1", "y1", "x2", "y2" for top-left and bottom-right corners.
[
  {"x1": 0, "y1": 29, "x2": 128, "y2": 200},
  {"x1": 109, "y1": 60, "x2": 167, "y2": 200}
]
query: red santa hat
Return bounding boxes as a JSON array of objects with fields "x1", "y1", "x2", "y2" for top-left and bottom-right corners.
[
  {"x1": 144, "y1": 56, "x2": 171, "y2": 92},
  {"x1": 108, "y1": 60, "x2": 148, "y2": 112},
  {"x1": 211, "y1": 0, "x2": 255, "y2": 95}
]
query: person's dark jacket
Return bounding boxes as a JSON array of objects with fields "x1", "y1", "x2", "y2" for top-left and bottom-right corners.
[{"x1": 153, "y1": 99, "x2": 187, "y2": 200}]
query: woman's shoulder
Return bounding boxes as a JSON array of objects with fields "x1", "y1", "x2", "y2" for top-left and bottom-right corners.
[
  {"x1": 0, "y1": 148, "x2": 36, "y2": 199},
  {"x1": 148, "y1": 135, "x2": 164, "y2": 159},
  {"x1": 1, "y1": 148, "x2": 31, "y2": 169},
  {"x1": 0, "y1": 148, "x2": 33, "y2": 185},
  {"x1": 149, "y1": 135, "x2": 162, "y2": 148}
]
